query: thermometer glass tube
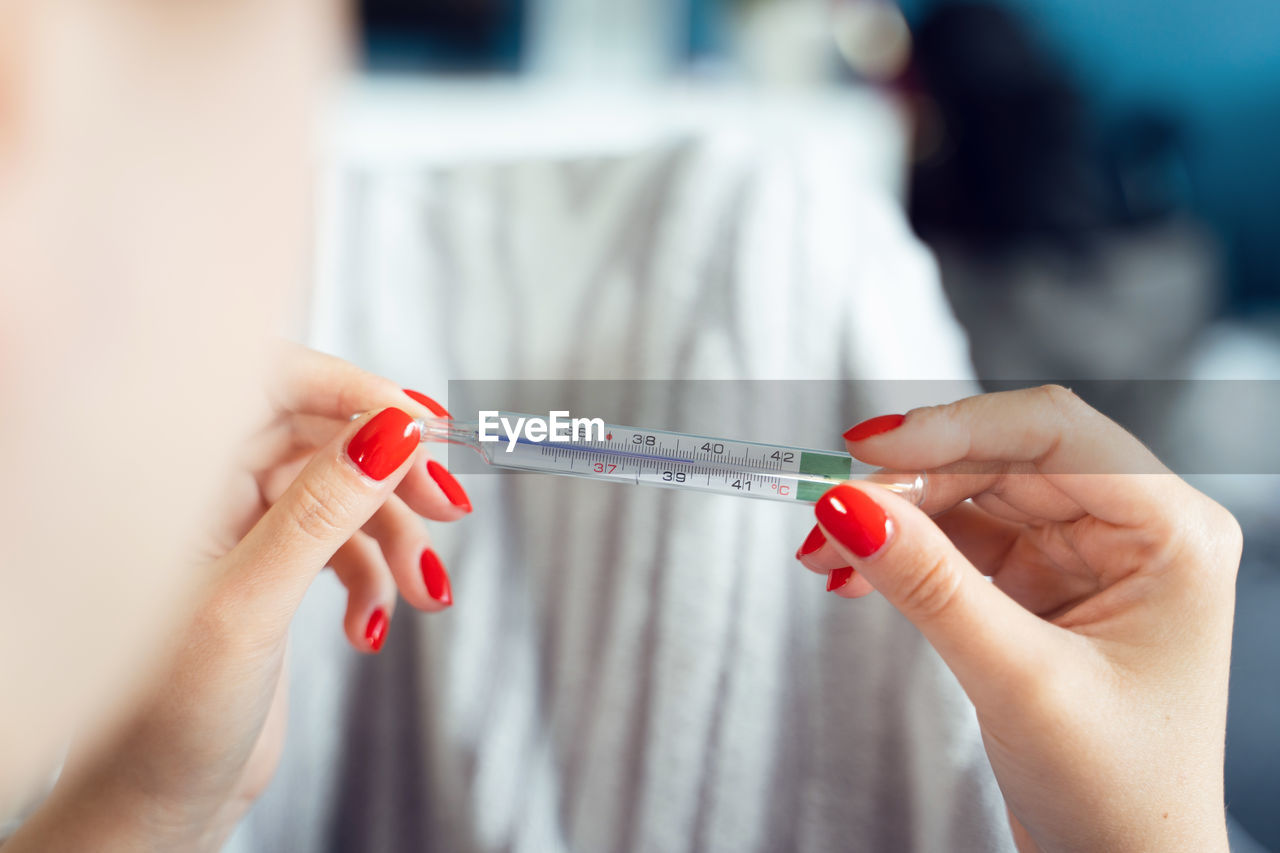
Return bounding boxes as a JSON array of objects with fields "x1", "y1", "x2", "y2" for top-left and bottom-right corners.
[{"x1": 417, "y1": 412, "x2": 926, "y2": 506}]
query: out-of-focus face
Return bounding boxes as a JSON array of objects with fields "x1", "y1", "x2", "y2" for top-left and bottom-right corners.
[{"x1": 0, "y1": 0, "x2": 342, "y2": 805}]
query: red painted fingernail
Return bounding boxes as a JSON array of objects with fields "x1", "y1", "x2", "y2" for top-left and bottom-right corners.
[
  {"x1": 827, "y1": 567, "x2": 855, "y2": 592},
  {"x1": 843, "y1": 413, "x2": 905, "y2": 442},
  {"x1": 365, "y1": 608, "x2": 389, "y2": 652},
  {"x1": 346, "y1": 408, "x2": 420, "y2": 480},
  {"x1": 815, "y1": 484, "x2": 890, "y2": 558},
  {"x1": 419, "y1": 548, "x2": 453, "y2": 606},
  {"x1": 427, "y1": 459, "x2": 472, "y2": 512},
  {"x1": 796, "y1": 525, "x2": 826, "y2": 559},
  {"x1": 403, "y1": 389, "x2": 452, "y2": 419}
]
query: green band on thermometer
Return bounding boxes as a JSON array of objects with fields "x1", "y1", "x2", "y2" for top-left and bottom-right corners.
[{"x1": 415, "y1": 412, "x2": 927, "y2": 507}]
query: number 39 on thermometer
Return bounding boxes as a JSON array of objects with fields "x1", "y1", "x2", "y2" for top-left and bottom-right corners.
[{"x1": 412, "y1": 411, "x2": 926, "y2": 507}]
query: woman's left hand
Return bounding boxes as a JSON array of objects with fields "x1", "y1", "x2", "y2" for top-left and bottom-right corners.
[
  {"x1": 795, "y1": 387, "x2": 1239, "y2": 852},
  {"x1": 6, "y1": 346, "x2": 470, "y2": 851}
]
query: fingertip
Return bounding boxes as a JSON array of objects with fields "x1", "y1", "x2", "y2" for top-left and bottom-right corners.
[
  {"x1": 826, "y1": 566, "x2": 854, "y2": 591},
  {"x1": 796, "y1": 537, "x2": 850, "y2": 574},
  {"x1": 403, "y1": 388, "x2": 453, "y2": 420},
  {"x1": 829, "y1": 568, "x2": 876, "y2": 598},
  {"x1": 796, "y1": 524, "x2": 825, "y2": 559},
  {"x1": 419, "y1": 547, "x2": 454, "y2": 610},
  {"x1": 362, "y1": 606, "x2": 389, "y2": 654},
  {"x1": 345, "y1": 407, "x2": 421, "y2": 482},
  {"x1": 426, "y1": 460, "x2": 472, "y2": 514},
  {"x1": 389, "y1": 459, "x2": 468, "y2": 522},
  {"x1": 796, "y1": 523, "x2": 849, "y2": 573},
  {"x1": 814, "y1": 482, "x2": 892, "y2": 560},
  {"x1": 843, "y1": 413, "x2": 906, "y2": 444}
]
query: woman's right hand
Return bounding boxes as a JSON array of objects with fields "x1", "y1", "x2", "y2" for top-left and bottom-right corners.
[
  {"x1": 5, "y1": 347, "x2": 468, "y2": 852},
  {"x1": 796, "y1": 386, "x2": 1241, "y2": 853}
]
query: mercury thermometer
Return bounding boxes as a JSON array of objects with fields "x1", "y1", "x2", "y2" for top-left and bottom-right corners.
[{"x1": 415, "y1": 412, "x2": 926, "y2": 506}]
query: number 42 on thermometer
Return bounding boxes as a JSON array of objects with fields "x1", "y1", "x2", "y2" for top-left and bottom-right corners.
[{"x1": 403, "y1": 409, "x2": 926, "y2": 506}]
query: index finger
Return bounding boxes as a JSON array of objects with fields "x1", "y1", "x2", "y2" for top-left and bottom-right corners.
[{"x1": 845, "y1": 385, "x2": 1180, "y2": 527}]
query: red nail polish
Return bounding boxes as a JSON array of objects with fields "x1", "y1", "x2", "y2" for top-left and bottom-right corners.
[
  {"x1": 796, "y1": 525, "x2": 826, "y2": 559},
  {"x1": 815, "y1": 484, "x2": 890, "y2": 558},
  {"x1": 827, "y1": 567, "x2": 855, "y2": 592},
  {"x1": 843, "y1": 413, "x2": 905, "y2": 442},
  {"x1": 403, "y1": 389, "x2": 452, "y2": 419},
  {"x1": 365, "y1": 608, "x2": 388, "y2": 652},
  {"x1": 427, "y1": 460, "x2": 472, "y2": 512},
  {"x1": 347, "y1": 408, "x2": 420, "y2": 480},
  {"x1": 419, "y1": 548, "x2": 453, "y2": 606}
]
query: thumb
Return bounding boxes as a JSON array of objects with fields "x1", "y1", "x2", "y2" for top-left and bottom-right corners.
[
  {"x1": 815, "y1": 482, "x2": 1058, "y2": 710},
  {"x1": 221, "y1": 407, "x2": 421, "y2": 633}
]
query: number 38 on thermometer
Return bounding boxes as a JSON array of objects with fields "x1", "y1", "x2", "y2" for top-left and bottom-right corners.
[{"x1": 409, "y1": 410, "x2": 926, "y2": 506}]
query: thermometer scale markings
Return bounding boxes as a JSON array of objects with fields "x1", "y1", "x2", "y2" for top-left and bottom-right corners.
[
  {"x1": 493, "y1": 426, "x2": 850, "y2": 502},
  {"x1": 536, "y1": 445, "x2": 802, "y2": 496}
]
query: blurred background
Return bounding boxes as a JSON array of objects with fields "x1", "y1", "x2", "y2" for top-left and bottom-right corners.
[
  {"x1": 314, "y1": 0, "x2": 1279, "y2": 849},
  {"x1": 355, "y1": 0, "x2": 1280, "y2": 307}
]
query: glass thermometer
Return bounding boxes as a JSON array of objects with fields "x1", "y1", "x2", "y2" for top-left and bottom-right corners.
[{"x1": 415, "y1": 411, "x2": 926, "y2": 506}]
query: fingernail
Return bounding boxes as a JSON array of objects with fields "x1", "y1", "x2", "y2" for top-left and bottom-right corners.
[
  {"x1": 815, "y1": 484, "x2": 890, "y2": 558},
  {"x1": 403, "y1": 389, "x2": 452, "y2": 419},
  {"x1": 827, "y1": 567, "x2": 855, "y2": 592},
  {"x1": 427, "y1": 459, "x2": 472, "y2": 512},
  {"x1": 347, "y1": 408, "x2": 420, "y2": 480},
  {"x1": 796, "y1": 524, "x2": 826, "y2": 559},
  {"x1": 843, "y1": 413, "x2": 905, "y2": 442},
  {"x1": 365, "y1": 608, "x2": 389, "y2": 652},
  {"x1": 419, "y1": 548, "x2": 453, "y2": 606}
]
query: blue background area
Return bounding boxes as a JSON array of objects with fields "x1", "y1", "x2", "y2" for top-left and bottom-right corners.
[
  {"x1": 362, "y1": 0, "x2": 1279, "y2": 307},
  {"x1": 896, "y1": 0, "x2": 1280, "y2": 308}
]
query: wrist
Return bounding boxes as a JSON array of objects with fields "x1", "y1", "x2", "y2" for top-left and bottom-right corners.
[
  {"x1": 2, "y1": 766, "x2": 235, "y2": 853},
  {"x1": 1030, "y1": 806, "x2": 1229, "y2": 853}
]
